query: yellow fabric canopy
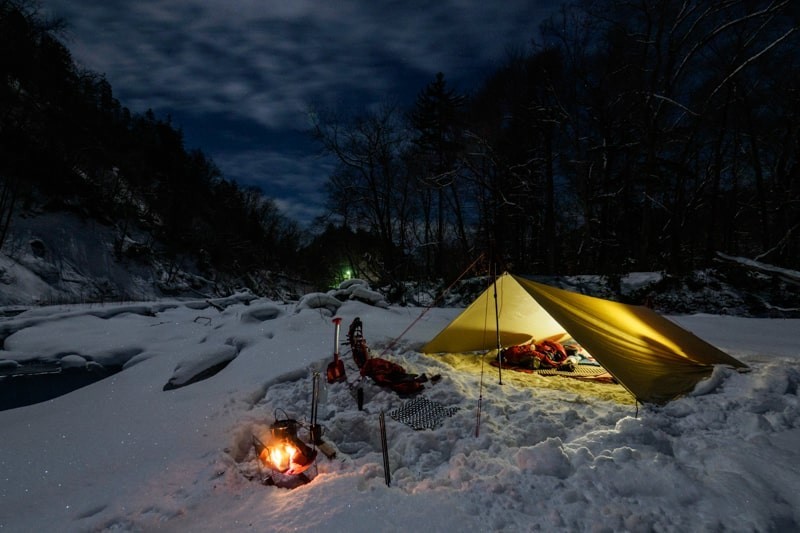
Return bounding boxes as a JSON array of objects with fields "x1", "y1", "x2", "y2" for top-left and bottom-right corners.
[{"x1": 422, "y1": 274, "x2": 746, "y2": 404}]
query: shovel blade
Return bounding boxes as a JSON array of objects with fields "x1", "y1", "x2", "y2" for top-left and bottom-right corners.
[{"x1": 326, "y1": 358, "x2": 346, "y2": 383}]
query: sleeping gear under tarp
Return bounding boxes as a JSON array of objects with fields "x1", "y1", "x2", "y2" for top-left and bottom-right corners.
[{"x1": 422, "y1": 273, "x2": 747, "y2": 404}]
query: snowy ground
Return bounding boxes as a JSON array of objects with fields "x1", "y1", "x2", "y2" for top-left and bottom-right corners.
[{"x1": 1, "y1": 290, "x2": 799, "y2": 532}]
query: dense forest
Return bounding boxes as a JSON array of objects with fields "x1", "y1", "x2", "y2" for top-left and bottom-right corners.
[
  {"x1": 2, "y1": 0, "x2": 799, "y2": 295},
  {"x1": 315, "y1": 0, "x2": 800, "y2": 285}
]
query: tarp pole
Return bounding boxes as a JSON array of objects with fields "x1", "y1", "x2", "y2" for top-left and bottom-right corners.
[
  {"x1": 494, "y1": 266, "x2": 502, "y2": 385},
  {"x1": 475, "y1": 393, "x2": 482, "y2": 438}
]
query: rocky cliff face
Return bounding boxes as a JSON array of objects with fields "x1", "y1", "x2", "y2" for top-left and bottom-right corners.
[{"x1": 0, "y1": 209, "x2": 214, "y2": 306}]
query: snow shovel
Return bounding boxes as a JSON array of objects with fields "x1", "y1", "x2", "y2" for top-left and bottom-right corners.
[{"x1": 326, "y1": 317, "x2": 346, "y2": 384}]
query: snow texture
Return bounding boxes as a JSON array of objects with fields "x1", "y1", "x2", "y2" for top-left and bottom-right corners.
[{"x1": 1, "y1": 287, "x2": 799, "y2": 532}]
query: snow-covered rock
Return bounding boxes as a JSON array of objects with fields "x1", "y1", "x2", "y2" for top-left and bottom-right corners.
[
  {"x1": 295, "y1": 292, "x2": 342, "y2": 315},
  {"x1": 163, "y1": 344, "x2": 239, "y2": 390},
  {"x1": 347, "y1": 284, "x2": 389, "y2": 307},
  {"x1": 240, "y1": 303, "x2": 282, "y2": 323},
  {"x1": 59, "y1": 354, "x2": 88, "y2": 369},
  {"x1": 329, "y1": 278, "x2": 389, "y2": 308}
]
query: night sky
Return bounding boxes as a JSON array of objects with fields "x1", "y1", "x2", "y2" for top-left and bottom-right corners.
[{"x1": 42, "y1": 1, "x2": 560, "y2": 225}]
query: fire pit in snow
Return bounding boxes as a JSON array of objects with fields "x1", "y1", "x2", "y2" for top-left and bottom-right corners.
[{"x1": 252, "y1": 409, "x2": 318, "y2": 488}]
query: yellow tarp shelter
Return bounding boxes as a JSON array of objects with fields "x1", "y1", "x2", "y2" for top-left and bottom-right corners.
[{"x1": 422, "y1": 273, "x2": 747, "y2": 404}]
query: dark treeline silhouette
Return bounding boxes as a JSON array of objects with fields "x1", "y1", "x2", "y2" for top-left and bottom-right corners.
[
  {"x1": 0, "y1": 0, "x2": 301, "y2": 284},
  {"x1": 3, "y1": 0, "x2": 799, "y2": 296},
  {"x1": 315, "y1": 0, "x2": 800, "y2": 286}
]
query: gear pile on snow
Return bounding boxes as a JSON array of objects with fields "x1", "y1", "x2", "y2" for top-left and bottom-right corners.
[
  {"x1": 347, "y1": 317, "x2": 427, "y2": 396},
  {"x1": 499, "y1": 339, "x2": 576, "y2": 371}
]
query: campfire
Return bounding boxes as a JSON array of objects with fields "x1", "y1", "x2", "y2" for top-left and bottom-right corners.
[{"x1": 253, "y1": 410, "x2": 317, "y2": 487}]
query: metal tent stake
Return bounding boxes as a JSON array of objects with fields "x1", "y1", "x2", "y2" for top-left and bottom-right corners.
[
  {"x1": 310, "y1": 372, "x2": 322, "y2": 444},
  {"x1": 379, "y1": 411, "x2": 390, "y2": 487}
]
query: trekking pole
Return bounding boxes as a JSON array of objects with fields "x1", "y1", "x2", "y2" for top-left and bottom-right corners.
[{"x1": 379, "y1": 411, "x2": 391, "y2": 487}]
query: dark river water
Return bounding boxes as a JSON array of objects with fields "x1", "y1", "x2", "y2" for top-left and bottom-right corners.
[{"x1": 0, "y1": 365, "x2": 122, "y2": 411}]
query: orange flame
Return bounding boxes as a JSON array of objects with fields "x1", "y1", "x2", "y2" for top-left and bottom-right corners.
[{"x1": 259, "y1": 443, "x2": 300, "y2": 473}]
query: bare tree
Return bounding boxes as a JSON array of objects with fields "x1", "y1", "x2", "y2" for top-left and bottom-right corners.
[{"x1": 312, "y1": 103, "x2": 415, "y2": 282}]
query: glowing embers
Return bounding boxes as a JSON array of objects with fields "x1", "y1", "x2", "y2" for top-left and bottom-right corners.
[{"x1": 252, "y1": 410, "x2": 317, "y2": 488}]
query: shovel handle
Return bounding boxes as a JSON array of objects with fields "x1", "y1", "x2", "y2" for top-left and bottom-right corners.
[{"x1": 332, "y1": 317, "x2": 343, "y2": 360}]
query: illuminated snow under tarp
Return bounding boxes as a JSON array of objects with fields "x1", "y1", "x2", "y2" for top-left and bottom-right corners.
[{"x1": 423, "y1": 274, "x2": 747, "y2": 404}]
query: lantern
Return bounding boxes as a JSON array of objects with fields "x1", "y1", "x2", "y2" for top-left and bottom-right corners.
[{"x1": 253, "y1": 410, "x2": 317, "y2": 480}]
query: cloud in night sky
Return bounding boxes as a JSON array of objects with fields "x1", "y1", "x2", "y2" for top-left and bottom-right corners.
[{"x1": 42, "y1": 0, "x2": 560, "y2": 225}]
